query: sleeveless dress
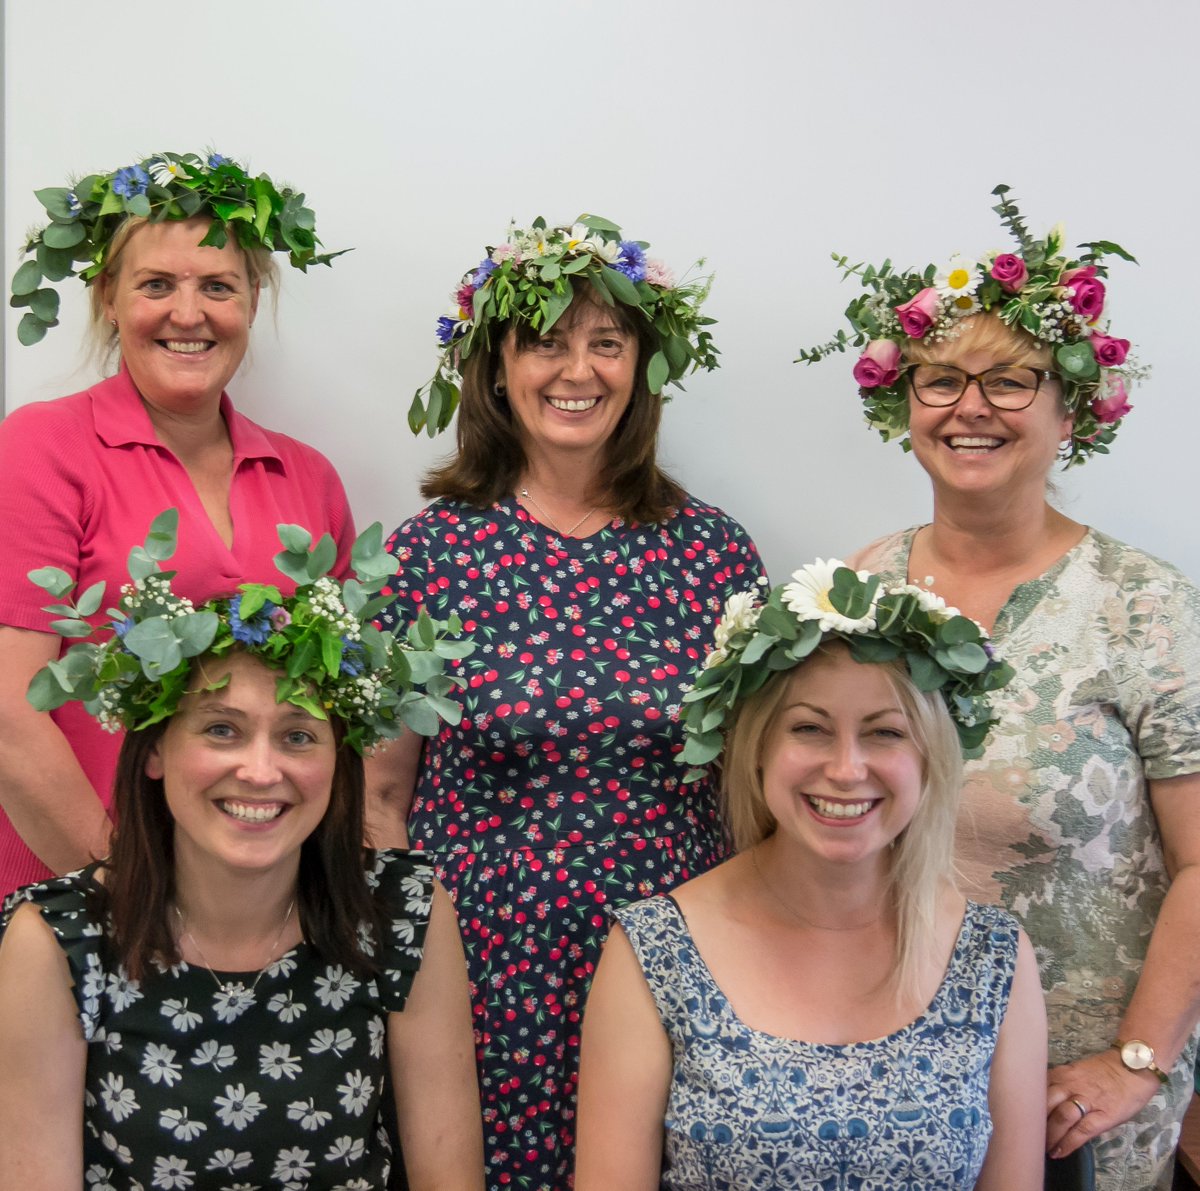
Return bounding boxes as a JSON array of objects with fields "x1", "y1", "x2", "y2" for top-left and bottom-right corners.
[
  {"x1": 377, "y1": 494, "x2": 764, "y2": 1189},
  {"x1": 615, "y1": 896, "x2": 1020, "y2": 1190},
  {"x1": 0, "y1": 850, "x2": 433, "y2": 1190}
]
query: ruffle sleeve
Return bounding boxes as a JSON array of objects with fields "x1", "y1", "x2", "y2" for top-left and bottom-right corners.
[
  {"x1": 366, "y1": 848, "x2": 435, "y2": 1012},
  {"x1": 0, "y1": 864, "x2": 109, "y2": 1040}
]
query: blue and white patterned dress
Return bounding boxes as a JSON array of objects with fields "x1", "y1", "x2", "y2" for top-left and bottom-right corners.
[{"x1": 615, "y1": 895, "x2": 1020, "y2": 1191}]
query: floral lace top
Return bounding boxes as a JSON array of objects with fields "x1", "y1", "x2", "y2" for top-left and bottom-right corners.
[
  {"x1": 856, "y1": 527, "x2": 1200, "y2": 1191},
  {"x1": 616, "y1": 896, "x2": 1019, "y2": 1191},
  {"x1": 0, "y1": 850, "x2": 433, "y2": 1191}
]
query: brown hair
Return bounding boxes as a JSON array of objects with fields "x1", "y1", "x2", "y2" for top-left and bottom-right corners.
[
  {"x1": 100, "y1": 691, "x2": 383, "y2": 982},
  {"x1": 88, "y1": 215, "x2": 277, "y2": 371},
  {"x1": 421, "y1": 287, "x2": 686, "y2": 523}
]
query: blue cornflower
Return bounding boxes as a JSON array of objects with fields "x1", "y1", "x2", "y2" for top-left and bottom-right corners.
[
  {"x1": 435, "y1": 315, "x2": 459, "y2": 346},
  {"x1": 207, "y1": 152, "x2": 229, "y2": 169},
  {"x1": 339, "y1": 639, "x2": 365, "y2": 677},
  {"x1": 471, "y1": 257, "x2": 498, "y2": 288},
  {"x1": 111, "y1": 165, "x2": 150, "y2": 199},
  {"x1": 228, "y1": 596, "x2": 275, "y2": 646},
  {"x1": 612, "y1": 240, "x2": 647, "y2": 283},
  {"x1": 111, "y1": 616, "x2": 135, "y2": 640}
]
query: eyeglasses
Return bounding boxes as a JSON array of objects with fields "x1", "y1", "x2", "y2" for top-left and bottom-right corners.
[{"x1": 906, "y1": 365, "x2": 1058, "y2": 411}]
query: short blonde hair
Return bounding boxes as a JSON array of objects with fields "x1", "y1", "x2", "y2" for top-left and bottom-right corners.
[
  {"x1": 87, "y1": 216, "x2": 276, "y2": 371},
  {"x1": 904, "y1": 310, "x2": 1052, "y2": 370},
  {"x1": 721, "y1": 643, "x2": 963, "y2": 1001}
]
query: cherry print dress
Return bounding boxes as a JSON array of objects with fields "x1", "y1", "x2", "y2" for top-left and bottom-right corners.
[{"x1": 377, "y1": 495, "x2": 764, "y2": 1190}]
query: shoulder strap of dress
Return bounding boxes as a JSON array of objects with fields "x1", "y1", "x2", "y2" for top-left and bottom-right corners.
[{"x1": 946, "y1": 902, "x2": 1021, "y2": 1033}]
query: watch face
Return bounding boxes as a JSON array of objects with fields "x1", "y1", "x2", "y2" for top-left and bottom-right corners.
[{"x1": 1122, "y1": 1040, "x2": 1154, "y2": 1069}]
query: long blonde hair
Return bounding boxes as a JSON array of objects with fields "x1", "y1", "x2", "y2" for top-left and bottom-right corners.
[{"x1": 721, "y1": 646, "x2": 963, "y2": 1002}]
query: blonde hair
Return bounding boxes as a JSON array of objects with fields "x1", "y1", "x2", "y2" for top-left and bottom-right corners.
[
  {"x1": 87, "y1": 216, "x2": 277, "y2": 372},
  {"x1": 903, "y1": 310, "x2": 1052, "y2": 370},
  {"x1": 721, "y1": 644, "x2": 963, "y2": 1002}
]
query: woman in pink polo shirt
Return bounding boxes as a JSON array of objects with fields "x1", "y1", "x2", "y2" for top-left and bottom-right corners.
[{"x1": 0, "y1": 151, "x2": 353, "y2": 897}]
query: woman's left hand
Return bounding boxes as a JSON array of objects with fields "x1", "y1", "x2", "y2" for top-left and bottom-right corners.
[{"x1": 1046, "y1": 1048, "x2": 1160, "y2": 1157}]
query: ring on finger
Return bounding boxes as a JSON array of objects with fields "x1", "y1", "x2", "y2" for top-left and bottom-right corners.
[{"x1": 1069, "y1": 1096, "x2": 1088, "y2": 1121}]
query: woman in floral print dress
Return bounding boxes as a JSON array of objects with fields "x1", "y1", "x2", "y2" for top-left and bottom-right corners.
[
  {"x1": 371, "y1": 217, "x2": 764, "y2": 1189},
  {"x1": 803, "y1": 190, "x2": 1200, "y2": 1190}
]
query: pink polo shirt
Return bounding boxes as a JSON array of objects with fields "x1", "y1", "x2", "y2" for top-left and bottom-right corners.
[{"x1": 0, "y1": 365, "x2": 355, "y2": 894}]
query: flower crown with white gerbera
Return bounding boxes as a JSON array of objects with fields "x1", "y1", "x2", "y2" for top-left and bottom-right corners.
[
  {"x1": 796, "y1": 185, "x2": 1143, "y2": 467},
  {"x1": 408, "y1": 214, "x2": 718, "y2": 436},
  {"x1": 26, "y1": 510, "x2": 473, "y2": 753},
  {"x1": 680, "y1": 561, "x2": 1014, "y2": 781},
  {"x1": 12, "y1": 150, "x2": 347, "y2": 346}
]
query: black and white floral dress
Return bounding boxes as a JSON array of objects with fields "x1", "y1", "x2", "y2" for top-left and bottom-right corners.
[{"x1": 0, "y1": 850, "x2": 433, "y2": 1190}]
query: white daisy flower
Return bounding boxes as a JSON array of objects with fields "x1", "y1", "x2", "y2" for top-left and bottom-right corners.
[
  {"x1": 267, "y1": 989, "x2": 307, "y2": 1022},
  {"x1": 935, "y1": 253, "x2": 980, "y2": 300},
  {"x1": 98, "y1": 1131, "x2": 133, "y2": 1165},
  {"x1": 309, "y1": 1027, "x2": 355, "y2": 1056},
  {"x1": 781, "y1": 559, "x2": 878, "y2": 633},
  {"x1": 287, "y1": 1097, "x2": 333, "y2": 1132},
  {"x1": 367, "y1": 1016, "x2": 385, "y2": 1059},
  {"x1": 712, "y1": 590, "x2": 761, "y2": 653},
  {"x1": 148, "y1": 157, "x2": 193, "y2": 186},
  {"x1": 314, "y1": 965, "x2": 360, "y2": 1010},
  {"x1": 204, "y1": 1148, "x2": 252, "y2": 1173},
  {"x1": 93, "y1": 1026, "x2": 122, "y2": 1054},
  {"x1": 212, "y1": 1083, "x2": 266, "y2": 1131},
  {"x1": 159, "y1": 1107, "x2": 206, "y2": 1142},
  {"x1": 272, "y1": 1148, "x2": 314, "y2": 1182},
  {"x1": 105, "y1": 967, "x2": 143, "y2": 1012},
  {"x1": 260, "y1": 1040, "x2": 303, "y2": 1081},
  {"x1": 212, "y1": 985, "x2": 255, "y2": 1023},
  {"x1": 888, "y1": 583, "x2": 962, "y2": 622},
  {"x1": 150, "y1": 1154, "x2": 194, "y2": 1189},
  {"x1": 98, "y1": 1073, "x2": 139, "y2": 1122},
  {"x1": 325, "y1": 1135, "x2": 367, "y2": 1165},
  {"x1": 84, "y1": 1164, "x2": 117, "y2": 1190},
  {"x1": 190, "y1": 1039, "x2": 236, "y2": 1070},
  {"x1": 160, "y1": 998, "x2": 202, "y2": 1033},
  {"x1": 141, "y1": 1042, "x2": 183, "y2": 1086},
  {"x1": 337, "y1": 1070, "x2": 374, "y2": 1117}
]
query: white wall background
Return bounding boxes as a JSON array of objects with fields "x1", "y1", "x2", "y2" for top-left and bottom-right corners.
[{"x1": 5, "y1": 0, "x2": 1198, "y2": 582}]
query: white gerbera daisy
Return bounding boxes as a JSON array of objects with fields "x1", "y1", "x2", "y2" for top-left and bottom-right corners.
[
  {"x1": 781, "y1": 559, "x2": 877, "y2": 633},
  {"x1": 712, "y1": 590, "x2": 761, "y2": 652},
  {"x1": 935, "y1": 254, "x2": 979, "y2": 301},
  {"x1": 888, "y1": 583, "x2": 961, "y2": 622}
]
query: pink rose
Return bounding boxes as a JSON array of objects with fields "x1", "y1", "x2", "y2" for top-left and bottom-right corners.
[
  {"x1": 1089, "y1": 332, "x2": 1130, "y2": 367},
  {"x1": 989, "y1": 253, "x2": 1028, "y2": 292},
  {"x1": 1059, "y1": 265, "x2": 1106, "y2": 321},
  {"x1": 852, "y1": 339, "x2": 902, "y2": 388},
  {"x1": 1091, "y1": 376, "x2": 1132, "y2": 424},
  {"x1": 894, "y1": 287, "x2": 941, "y2": 338}
]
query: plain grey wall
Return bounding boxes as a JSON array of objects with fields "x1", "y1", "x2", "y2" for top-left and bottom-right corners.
[{"x1": 5, "y1": 0, "x2": 1197, "y2": 582}]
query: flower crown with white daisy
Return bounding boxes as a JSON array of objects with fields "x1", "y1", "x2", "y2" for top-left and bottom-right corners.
[
  {"x1": 680, "y1": 561, "x2": 1014, "y2": 781},
  {"x1": 796, "y1": 185, "x2": 1142, "y2": 467},
  {"x1": 26, "y1": 510, "x2": 473, "y2": 753},
  {"x1": 12, "y1": 150, "x2": 347, "y2": 346},
  {"x1": 408, "y1": 214, "x2": 718, "y2": 436}
]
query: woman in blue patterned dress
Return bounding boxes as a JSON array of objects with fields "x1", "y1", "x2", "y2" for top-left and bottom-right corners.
[
  {"x1": 370, "y1": 217, "x2": 764, "y2": 1188},
  {"x1": 576, "y1": 562, "x2": 1047, "y2": 1190},
  {"x1": 0, "y1": 522, "x2": 483, "y2": 1188}
]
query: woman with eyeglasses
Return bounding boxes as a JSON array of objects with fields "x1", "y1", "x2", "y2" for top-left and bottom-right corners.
[{"x1": 800, "y1": 189, "x2": 1200, "y2": 1191}]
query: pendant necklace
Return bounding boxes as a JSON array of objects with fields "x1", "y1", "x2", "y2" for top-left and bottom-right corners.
[
  {"x1": 519, "y1": 487, "x2": 598, "y2": 538},
  {"x1": 175, "y1": 898, "x2": 296, "y2": 997}
]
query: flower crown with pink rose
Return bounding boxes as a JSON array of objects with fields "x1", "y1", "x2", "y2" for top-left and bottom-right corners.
[
  {"x1": 796, "y1": 185, "x2": 1144, "y2": 467},
  {"x1": 408, "y1": 214, "x2": 718, "y2": 437}
]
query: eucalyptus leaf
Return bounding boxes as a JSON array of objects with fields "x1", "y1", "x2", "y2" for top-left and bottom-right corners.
[
  {"x1": 27, "y1": 667, "x2": 73, "y2": 711},
  {"x1": 277, "y1": 524, "x2": 314, "y2": 554},
  {"x1": 127, "y1": 194, "x2": 152, "y2": 218},
  {"x1": 399, "y1": 700, "x2": 441, "y2": 736},
  {"x1": 175, "y1": 611, "x2": 220, "y2": 657},
  {"x1": 126, "y1": 619, "x2": 183, "y2": 676},
  {"x1": 305, "y1": 533, "x2": 338, "y2": 580},
  {"x1": 144, "y1": 509, "x2": 180, "y2": 560},
  {"x1": 49, "y1": 618, "x2": 96, "y2": 638},
  {"x1": 29, "y1": 289, "x2": 60, "y2": 322},
  {"x1": 646, "y1": 350, "x2": 670, "y2": 394},
  {"x1": 12, "y1": 259, "x2": 43, "y2": 296},
  {"x1": 74, "y1": 581, "x2": 107, "y2": 618},
  {"x1": 27, "y1": 566, "x2": 75, "y2": 598},
  {"x1": 601, "y1": 266, "x2": 641, "y2": 305}
]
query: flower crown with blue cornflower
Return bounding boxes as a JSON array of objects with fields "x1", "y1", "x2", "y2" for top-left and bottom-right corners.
[
  {"x1": 408, "y1": 214, "x2": 718, "y2": 436},
  {"x1": 681, "y1": 561, "x2": 1014, "y2": 781},
  {"x1": 12, "y1": 150, "x2": 347, "y2": 346},
  {"x1": 26, "y1": 510, "x2": 473, "y2": 753},
  {"x1": 796, "y1": 185, "x2": 1142, "y2": 467}
]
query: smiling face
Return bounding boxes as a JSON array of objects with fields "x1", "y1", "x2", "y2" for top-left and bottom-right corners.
[
  {"x1": 101, "y1": 216, "x2": 259, "y2": 415},
  {"x1": 758, "y1": 647, "x2": 925, "y2": 871},
  {"x1": 905, "y1": 316, "x2": 1073, "y2": 503},
  {"x1": 145, "y1": 653, "x2": 336, "y2": 881},
  {"x1": 497, "y1": 296, "x2": 638, "y2": 472}
]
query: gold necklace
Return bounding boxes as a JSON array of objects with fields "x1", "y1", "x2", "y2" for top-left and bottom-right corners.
[
  {"x1": 174, "y1": 899, "x2": 296, "y2": 997},
  {"x1": 751, "y1": 847, "x2": 884, "y2": 933},
  {"x1": 519, "y1": 487, "x2": 598, "y2": 538}
]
